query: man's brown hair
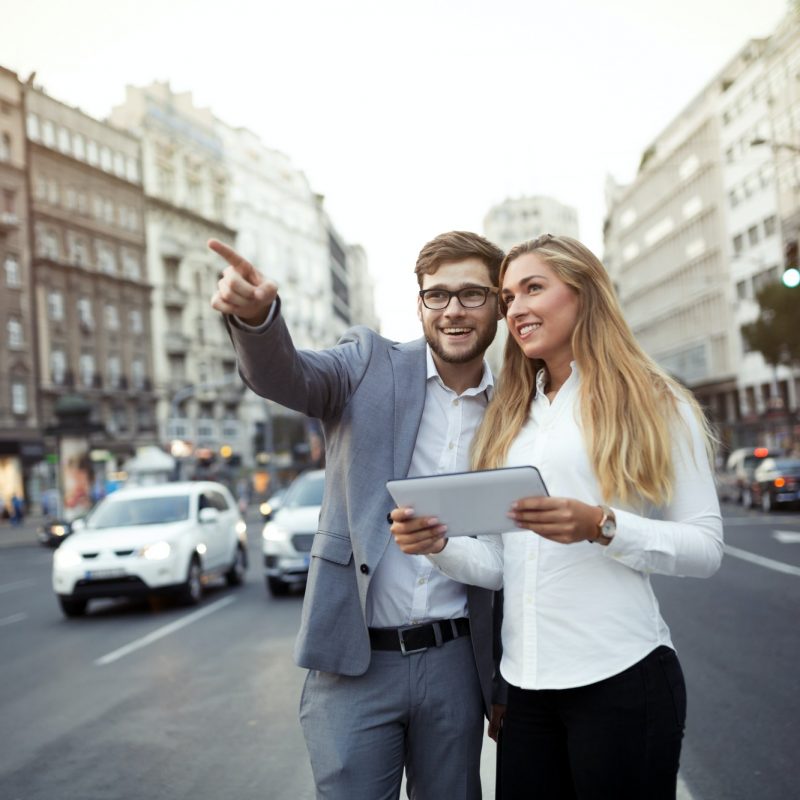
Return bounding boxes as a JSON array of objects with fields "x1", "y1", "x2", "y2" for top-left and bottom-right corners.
[{"x1": 414, "y1": 231, "x2": 504, "y2": 288}]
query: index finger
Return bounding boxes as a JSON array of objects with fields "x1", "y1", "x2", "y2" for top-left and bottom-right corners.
[
  {"x1": 208, "y1": 238, "x2": 264, "y2": 283},
  {"x1": 511, "y1": 495, "x2": 558, "y2": 511}
]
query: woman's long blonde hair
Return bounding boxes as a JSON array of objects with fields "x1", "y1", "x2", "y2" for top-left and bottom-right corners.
[{"x1": 471, "y1": 235, "x2": 715, "y2": 507}]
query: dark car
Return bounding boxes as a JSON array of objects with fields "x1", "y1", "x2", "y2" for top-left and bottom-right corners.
[
  {"x1": 747, "y1": 457, "x2": 800, "y2": 512},
  {"x1": 38, "y1": 518, "x2": 74, "y2": 548},
  {"x1": 717, "y1": 447, "x2": 781, "y2": 505}
]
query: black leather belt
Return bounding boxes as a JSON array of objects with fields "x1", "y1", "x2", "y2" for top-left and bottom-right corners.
[{"x1": 368, "y1": 617, "x2": 470, "y2": 655}]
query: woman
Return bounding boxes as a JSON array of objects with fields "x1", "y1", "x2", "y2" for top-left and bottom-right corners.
[{"x1": 390, "y1": 234, "x2": 723, "y2": 800}]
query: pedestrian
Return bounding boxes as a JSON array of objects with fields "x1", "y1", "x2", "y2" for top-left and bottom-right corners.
[
  {"x1": 390, "y1": 234, "x2": 724, "y2": 800},
  {"x1": 210, "y1": 231, "x2": 506, "y2": 799},
  {"x1": 10, "y1": 493, "x2": 25, "y2": 526}
]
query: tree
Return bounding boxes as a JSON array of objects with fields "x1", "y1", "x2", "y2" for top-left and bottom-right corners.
[{"x1": 741, "y1": 282, "x2": 800, "y2": 368}]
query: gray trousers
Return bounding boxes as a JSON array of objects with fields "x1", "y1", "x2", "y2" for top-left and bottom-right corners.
[{"x1": 299, "y1": 635, "x2": 484, "y2": 800}]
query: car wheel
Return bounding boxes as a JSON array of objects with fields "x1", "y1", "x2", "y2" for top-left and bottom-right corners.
[
  {"x1": 180, "y1": 557, "x2": 203, "y2": 605},
  {"x1": 761, "y1": 491, "x2": 773, "y2": 513},
  {"x1": 267, "y1": 576, "x2": 289, "y2": 597},
  {"x1": 59, "y1": 596, "x2": 87, "y2": 617},
  {"x1": 742, "y1": 488, "x2": 753, "y2": 508},
  {"x1": 225, "y1": 545, "x2": 247, "y2": 587}
]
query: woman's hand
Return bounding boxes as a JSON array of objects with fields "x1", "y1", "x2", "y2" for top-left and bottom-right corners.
[
  {"x1": 389, "y1": 507, "x2": 448, "y2": 555},
  {"x1": 508, "y1": 496, "x2": 603, "y2": 544}
]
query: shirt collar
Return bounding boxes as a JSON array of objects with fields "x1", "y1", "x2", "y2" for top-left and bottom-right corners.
[
  {"x1": 535, "y1": 360, "x2": 579, "y2": 395},
  {"x1": 425, "y1": 345, "x2": 494, "y2": 398}
]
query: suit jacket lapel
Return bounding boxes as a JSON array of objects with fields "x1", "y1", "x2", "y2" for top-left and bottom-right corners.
[{"x1": 389, "y1": 338, "x2": 428, "y2": 480}]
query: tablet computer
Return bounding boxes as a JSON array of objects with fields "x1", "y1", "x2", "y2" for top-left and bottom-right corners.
[{"x1": 386, "y1": 465, "x2": 548, "y2": 537}]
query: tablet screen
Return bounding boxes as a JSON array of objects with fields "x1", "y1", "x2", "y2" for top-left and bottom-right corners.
[{"x1": 386, "y1": 465, "x2": 548, "y2": 537}]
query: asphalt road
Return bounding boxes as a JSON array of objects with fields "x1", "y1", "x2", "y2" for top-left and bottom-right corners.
[
  {"x1": 654, "y1": 503, "x2": 800, "y2": 800},
  {"x1": 0, "y1": 504, "x2": 797, "y2": 800}
]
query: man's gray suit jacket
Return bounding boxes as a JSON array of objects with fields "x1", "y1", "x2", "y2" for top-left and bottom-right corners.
[{"x1": 228, "y1": 304, "x2": 495, "y2": 715}]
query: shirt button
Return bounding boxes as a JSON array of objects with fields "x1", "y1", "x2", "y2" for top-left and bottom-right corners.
[
  {"x1": 452, "y1": 399, "x2": 460, "y2": 406},
  {"x1": 418, "y1": 578, "x2": 426, "y2": 585},
  {"x1": 448, "y1": 442, "x2": 454, "y2": 450},
  {"x1": 360, "y1": 563, "x2": 369, "y2": 574}
]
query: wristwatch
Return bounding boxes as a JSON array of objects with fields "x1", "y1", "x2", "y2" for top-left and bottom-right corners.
[{"x1": 595, "y1": 505, "x2": 616, "y2": 543}]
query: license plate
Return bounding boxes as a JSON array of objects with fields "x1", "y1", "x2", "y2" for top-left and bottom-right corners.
[{"x1": 85, "y1": 569, "x2": 126, "y2": 580}]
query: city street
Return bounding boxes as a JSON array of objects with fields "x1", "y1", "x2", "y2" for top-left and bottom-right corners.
[{"x1": 0, "y1": 504, "x2": 798, "y2": 800}]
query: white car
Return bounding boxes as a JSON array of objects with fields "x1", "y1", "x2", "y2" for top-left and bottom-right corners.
[
  {"x1": 262, "y1": 469, "x2": 324, "y2": 596},
  {"x1": 53, "y1": 481, "x2": 248, "y2": 617}
]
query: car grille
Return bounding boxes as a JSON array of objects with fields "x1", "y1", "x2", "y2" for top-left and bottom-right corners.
[{"x1": 292, "y1": 533, "x2": 315, "y2": 552}]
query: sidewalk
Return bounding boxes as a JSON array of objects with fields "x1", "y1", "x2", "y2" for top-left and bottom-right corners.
[{"x1": 0, "y1": 514, "x2": 47, "y2": 549}]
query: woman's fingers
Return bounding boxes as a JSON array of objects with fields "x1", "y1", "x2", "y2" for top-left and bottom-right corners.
[{"x1": 389, "y1": 507, "x2": 447, "y2": 554}]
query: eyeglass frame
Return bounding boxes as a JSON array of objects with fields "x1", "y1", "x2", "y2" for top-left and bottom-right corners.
[{"x1": 418, "y1": 286, "x2": 499, "y2": 310}]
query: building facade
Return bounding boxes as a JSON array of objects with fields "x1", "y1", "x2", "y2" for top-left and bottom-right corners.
[
  {"x1": 604, "y1": 24, "x2": 800, "y2": 454},
  {"x1": 483, "y1": 195, "x2": 580, "y2": 375},
  {"x1": 0, "y1": 68, "x2": 39, "y2": 512},
  {"x1": 109, "y1": 83, "x2": 239, "y2": 469},
  {"x1": 25, "y1": 81, "x2": 157, "y2": 501}
]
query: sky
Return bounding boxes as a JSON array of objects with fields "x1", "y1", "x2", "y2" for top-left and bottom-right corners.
[{"x1": 1, "y1": 0, "x2": 790, "y2": 339}]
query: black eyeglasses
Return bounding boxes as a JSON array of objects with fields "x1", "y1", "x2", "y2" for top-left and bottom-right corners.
[{"x1": 418, "y1": 286, "x2": 498, "y2": 310}]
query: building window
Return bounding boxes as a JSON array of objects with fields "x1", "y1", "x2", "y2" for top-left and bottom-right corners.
[
  {"x1": 0, "y1": 132, "x2": 10, "y2": 161},
  {"x1": 107, "y1": 356, "x2": 121, "y2": 389},
  {"x1": 87, "y1": 140, "x2": 98, "y2": 166},
  {"x1": 96, "y1": 241, "x2": 117, "y2": 275},
  {"x1": 7, "y1": 318, "x2": 23, "y2": 348},
  {"x1": 42, "y1": 119, "x2": 55, "y2": 147},
  {"x1": 11, "y1": 383, "x2": 27, "y2": 414},
  {"x1": 105, "y1": 304, "x2": 119, "y2": 331},
  {"x1": 79, "y1": 353, "x2": 95, "y2": 388},
  {"x1": 51, "y1": 350, "x2": 67, "y2": 384},
  {"x1": 77, "y1": 297, "x2": 94, "y2": 331},
  {"x1": 763, "y1": 215, "x2": 777, "y2": 237},
  {"x1": 747, "y1": 225, "x2": 760, "y2": 246},
  {"x1": 47, "y1": 179, "x2": 59, "y2": 205},
  {"x1": 67, "y1": 231, "x2": 90, "y2": 266},
  {"x1": 48, "y1": 290, "x2": 64, "y2": 320},
  {"x1": 131, "y1": 358, "x2": 145, "y2": 389},
  {"x1": 732, "y1": 234, "x2": 744, "y2": 255},
  {"x1": 57, "y1": 126, "x2": 71, "y2": 153},
  {"x1": 73, "y1": 133, "x2": 86, "y2": 161},
  {"x1": 129, "y1": 309, "x2": 143, "y2": 334},
  {"x1": 26, "y1": 112, "x2": 40, "y2": 141},
  {"x1": 736, "y1": 278, "x2": 751, "y2": 301},
  {"x1": 126, "y1": 157, "x2": 139, "y2": 183},
  {"x1": 4, "y1": 254, "x2": 20, "y2": 286},
  {"x1": 100, "y1": 146, "x2": 112, "y2": 172},
  {"x1": 121, "y1": 248, "x2": 139, "y2": 279},
  {"x1": 113, "y1": 152, "x2": 125, "y2": 177},
  {"x1": 104, "y1": 199, "x2": 114, "y2": 224}
]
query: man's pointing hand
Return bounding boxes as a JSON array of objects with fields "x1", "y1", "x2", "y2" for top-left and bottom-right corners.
[{"x1": 209, "y1": 239, "x2": 278, "y2": 327}]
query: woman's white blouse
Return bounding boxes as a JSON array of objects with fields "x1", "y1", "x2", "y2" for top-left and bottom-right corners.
[{"x1": 429, "y1": 364, "x2": 723, "y2": 690}]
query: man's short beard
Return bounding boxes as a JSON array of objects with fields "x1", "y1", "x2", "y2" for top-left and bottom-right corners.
[{"x1": 425, "y1": 323, "x2": 497, "y2": 364}]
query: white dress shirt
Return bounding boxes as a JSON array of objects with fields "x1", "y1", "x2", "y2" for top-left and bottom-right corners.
[
  {"x1": 366, "y1": 347, "x2": 493, "y2": 628},
  {"x1": 430, "y1": 363, "x2": 723, "y2": 689}
]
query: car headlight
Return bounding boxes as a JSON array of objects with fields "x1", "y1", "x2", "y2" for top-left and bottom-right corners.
[
  {"x1": 51, "y1": 524, "x2": 67, "y2": 537},
  {"x1": 139, "y1": 541, "x2": 172, "y2": 560},
  {"x1": 54, "y1": 549, "x2": 82, "y2": 569},
  {"x1": 262, "y1": 523, "x2": 289, "y2": 542},
  {"x1": 235, "y1": 520, "x2": 247, "y2": 536}
]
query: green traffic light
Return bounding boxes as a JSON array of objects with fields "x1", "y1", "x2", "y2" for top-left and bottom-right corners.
[{"x1": 783, "y1": 267, "x2": 800, "y2": 288}]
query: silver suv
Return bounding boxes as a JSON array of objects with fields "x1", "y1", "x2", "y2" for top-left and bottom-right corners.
[{"x1": 261, "y1": 470, "x2": 325, "y2": 596}]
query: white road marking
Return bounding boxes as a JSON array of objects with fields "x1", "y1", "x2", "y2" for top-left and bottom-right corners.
[
  {"x1": 0, "y1": 579, "x2": 35, "y2": 594},
  {"x1": 725, "y1": 545, "x2": 800, "y2": 577},
  {"x1": 0, "y1": 612, "x2": 27, "y2": 627},
  {"x1": 95, "y1": 596, "x2": 236, "y2": 666},
  {"x1": 773, "y1": 531, "x2": 800, "y2": 544}
]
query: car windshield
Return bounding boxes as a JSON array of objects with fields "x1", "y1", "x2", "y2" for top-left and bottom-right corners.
[
  {"x1": 772, "y1": 459, "x2": 800, "y2": 474},
  {"x1": 284, "y1": 475, "x2": 325, "y2": 508},
  {"x1": 88, "y1": 496, "x2": 191, "y2": 528}
]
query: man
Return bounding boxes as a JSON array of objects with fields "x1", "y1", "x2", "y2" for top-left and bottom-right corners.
[{"x1": 210, "y1": 231, "x2": 504, "y2": 799}]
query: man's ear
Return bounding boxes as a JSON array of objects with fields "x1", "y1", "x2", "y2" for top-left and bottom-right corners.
[{"x1": 417, "y1": 297, "x2": 423, "y2": 322}]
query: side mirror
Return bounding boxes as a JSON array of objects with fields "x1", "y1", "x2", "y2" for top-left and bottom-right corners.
[{"x1": 199, "y1": 507, "x2": 219, "y2": 523}]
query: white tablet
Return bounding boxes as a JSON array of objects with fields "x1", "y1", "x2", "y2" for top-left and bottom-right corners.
[{"x1": 386, "y1": 466, "x2": 548, "y2": 537}]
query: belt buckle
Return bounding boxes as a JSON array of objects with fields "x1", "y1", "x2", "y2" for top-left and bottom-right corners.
[{"x1": 398, "y1": 624, "x2": 428, "y2": 656}]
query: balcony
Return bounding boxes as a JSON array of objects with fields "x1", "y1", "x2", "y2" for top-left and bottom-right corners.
[
  {"x1": 0, "y1": 212, "x2": 19, "y2": 233},
  {"x1": 163, "y1": 284, "x2": 185, "y2": 307},
  {"x1": 164, "y1": 332, "x2": 190, "y2": 355}
]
